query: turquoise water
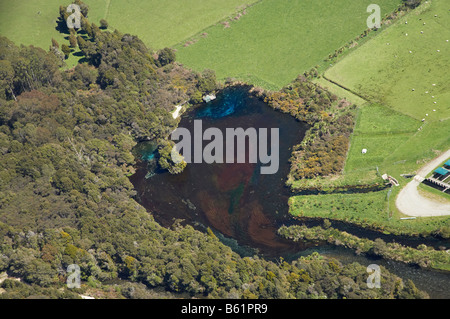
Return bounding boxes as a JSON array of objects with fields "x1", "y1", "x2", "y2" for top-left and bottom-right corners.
[{"x1": 195, "y1": 89, "x2": 246, "y2": 119}]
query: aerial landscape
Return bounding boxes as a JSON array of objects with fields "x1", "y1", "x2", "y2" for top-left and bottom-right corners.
[{"x1": 0, "y1": 0, "x2": 449, "y2": 305}]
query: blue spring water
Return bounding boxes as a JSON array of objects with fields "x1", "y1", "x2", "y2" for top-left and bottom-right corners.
[
  {"x1": 142, "y1": 152, "x2": 156, "y2": 161},
  {"x1": 195, "y1": 88, "x2": 246, "y2": 119},
  {"x1": 137, "y1": 141, "x2": 158, "y2": 162}
]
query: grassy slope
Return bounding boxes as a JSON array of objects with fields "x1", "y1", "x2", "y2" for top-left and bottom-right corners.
[
  {"x1": 345, "y1": 104, "x2": 420, "y2": 173},
  {"x1": 175, "y1": 0, "x2": 402, "y2": 90},
  {"x1": 293, "y1": 0, "x2": 449, "y2": 197}
]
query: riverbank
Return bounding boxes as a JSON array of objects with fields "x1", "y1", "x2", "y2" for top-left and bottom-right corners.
[{"x1": 278, "y1": 224, "x2": 450, "y2": 272}]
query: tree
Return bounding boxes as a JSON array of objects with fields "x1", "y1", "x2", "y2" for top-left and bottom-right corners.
[
  {"x1": 91, "y1": 23, "x2": 101, "y2": 39},
  {"x1": 197, "y1": 69, "x2": 217, "y2": 94},
  {"x1": 72, "y1": 63, "x2": 97, "y2": 88},
  {"x1": 0, "y1": 60, "x2": 16, "y2": 100},
  {"x1": 69, "y1": 33, "x2": 77, "y2": 48},
  {"x1": 99, "y1": 19, "x2": 108, "y2": 29},
  {"x1": 51, "y1": 38, "x2": 59, "y2": 49},
  {"x1": 74, "y1": 0, "x2": 89, "y2": 18},
  {"x1": 61, "y1": 44, "x2": 71, "y2": 59},
  {"x1": 403, "y1": 0, "x2": 422, "y2": 8},
  {"x1": 81, "y1": 17, "x2": 92, "y2": 37},
  {"x1": 372, "y1": 238, "x2": 388, "y2": 256},
  {"x1": 157, "y1": 140, "x2": 186, "y2": 174},
  {"x1": 157, "y1": 47, "x2": 176, "y2": 67},
  {"x1": 76, "y1": 35, "x2": 86, "y2": 49}
]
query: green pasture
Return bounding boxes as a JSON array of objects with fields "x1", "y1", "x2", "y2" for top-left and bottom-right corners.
[
  {"x1": 313, "y1": 77, "x2": 367, "y2": 106},
  {"x1": 325, "y1": 0, "x2": 450, "y2": 121},
  {"x1": 289, "y1": 190, "x2": 450, "y2": 236},
  {"x1": 0, "y1": 0, "x2": 257, "y2": 67},
  {"x1": 105, "y1": 0, "x2": 258, "y2": 49},
  {"x1": 0, "y1": 0, "x2": 107, "y2": 67},
  {"x1": 175, "y1": 0, "x2": 403, "y2": 90},
  {"x1": 304, "y1": 0, "x2": 450, "y2": 210}
]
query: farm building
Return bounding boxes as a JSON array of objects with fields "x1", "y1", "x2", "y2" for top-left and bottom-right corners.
[
  {"x1": 423, "y1": 160, "x2": 450, "y2": 193},
  {"x1": 433, "y1": 167, "x2": 449, "y2": 180}
]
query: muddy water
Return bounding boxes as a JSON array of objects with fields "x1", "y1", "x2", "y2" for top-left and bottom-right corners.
[{"x1": 129, "y1": 86, "x2": 450, "y2": 298}]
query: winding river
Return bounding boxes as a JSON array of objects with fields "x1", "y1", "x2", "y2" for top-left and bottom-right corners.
[{"x1": 129, "y1": 86, "x2": 450, "y2": 298}]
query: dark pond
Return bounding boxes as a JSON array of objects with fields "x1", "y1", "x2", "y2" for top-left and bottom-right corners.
[
  {"x1": 130, "y1": 86, "x2": 311, "y2": 256},
  {"x1": 129, "y1": 86, "x2": 450, "y2": 298}
]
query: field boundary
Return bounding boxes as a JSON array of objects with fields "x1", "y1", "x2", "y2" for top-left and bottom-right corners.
[
  {"x1": 104, "y1": 0, "x2": 111, "y2": 20},
  {"x1": 172, "y1": 0, "x2": 264, "y2": 49},
  {"x1": 321, "y1": 75, "x2": 369, "y2": 103}
]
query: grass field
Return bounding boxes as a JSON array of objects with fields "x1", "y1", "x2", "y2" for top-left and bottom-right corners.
[
  {"x1": 175, "y1": 0, "x2": 403, "y2": 90},
  {"x1": 345, "y1": 104, "x2": 420, "y2": 173},
  {"x1": 312, "y1": 77, "x2": 368, "y2": 106},
  {"x1": 105, "y1": 0, "x2": 258, "y2": 49},
  {"x1": 0, "y1": 0, "x2": 108, "y2": 67},
  {"x1": 289, "y1": 190, "x2": 450, "y2": 236},
  {"x1": 314, "y1": 0, "x2": 450, "y2": 190},
  {"x1": 289, "y1": 103, "x2": 423, "y2": 191},
  {"x1": 325, "y1": 0, "x2": 450, "y2": 121},
  {"x1": 289, "y1": 98, "x2": 450, "y2": 228},
  {"x1": 0, "y1": 0, "x2": 257, "y2": 67},
  {"x1": 291, "y1": 0, "x2": 450, "y2": 228}
]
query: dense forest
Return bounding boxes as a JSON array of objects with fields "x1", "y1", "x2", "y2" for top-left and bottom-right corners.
[{"x1": 0, "y1": 1, "x2": 428, "y2": 299}]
